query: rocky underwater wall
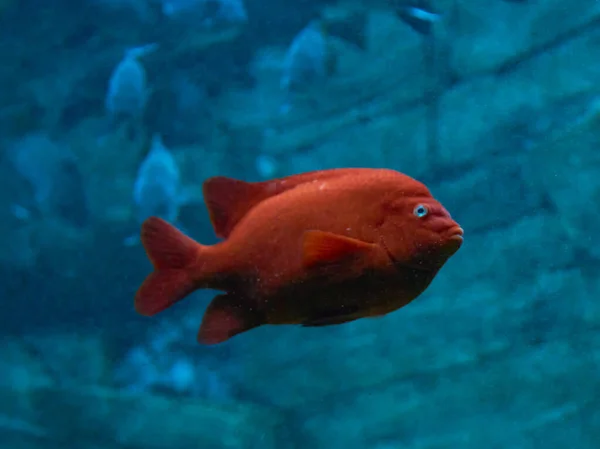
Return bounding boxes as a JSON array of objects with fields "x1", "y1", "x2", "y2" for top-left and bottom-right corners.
[{"x1": 0, "y1": 0, "x2": 599, "y2": 448}]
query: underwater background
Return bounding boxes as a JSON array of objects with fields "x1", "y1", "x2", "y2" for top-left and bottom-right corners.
[{"x1": 1, "y1": 0, "x2": 599, "y2": 447}]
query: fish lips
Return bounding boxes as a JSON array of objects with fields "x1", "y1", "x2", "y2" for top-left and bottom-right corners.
[
  {"x1": 447, "y1": 225, "x2": 464, "y2": 243},
  {"x1": 443, "y1": 225, "x2": 464, "y2": 256},
  {"x1": 417, "y1": 225, "x2": 465, "y2": 267}
]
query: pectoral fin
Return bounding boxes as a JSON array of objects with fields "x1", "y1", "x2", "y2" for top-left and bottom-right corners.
[{"x1": 302, "y1": 230, "x2": 378, "y2": 269}]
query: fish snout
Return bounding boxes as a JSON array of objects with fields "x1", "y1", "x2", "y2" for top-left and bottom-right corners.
[{"x1": 447, "y1": 225, "x2": 464, "y2": 243}]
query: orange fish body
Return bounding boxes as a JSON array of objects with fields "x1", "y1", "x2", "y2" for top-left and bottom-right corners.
[{"x1": 135, "y1": 168, "x2": 464, "y2": 345}]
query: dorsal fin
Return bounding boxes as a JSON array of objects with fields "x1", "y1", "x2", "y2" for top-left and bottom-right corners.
[
  {"x1": 203, "y1": 177, "x2": 267, "y2": 239},
  {"x1": 202, "y1": 169, "x2": 386, "y2": 238}
]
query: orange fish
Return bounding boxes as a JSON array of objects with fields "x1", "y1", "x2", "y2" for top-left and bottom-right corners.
[{"x1": 135, "y1": 168, "x2": 463, "y2": 345}]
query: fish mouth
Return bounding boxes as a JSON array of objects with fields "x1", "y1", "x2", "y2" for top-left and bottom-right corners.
[{"x1": 447, "y1": 225, "x2": 464, "y2": 242}]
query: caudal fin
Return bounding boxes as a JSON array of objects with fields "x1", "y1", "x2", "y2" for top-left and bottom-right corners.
[{"x1": 135, "y1": 217, "x2": 203, "y2": 316}]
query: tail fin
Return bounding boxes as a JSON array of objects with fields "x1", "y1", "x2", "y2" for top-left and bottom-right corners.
[{"x1": 135, "y1": 217, "x2": 203, "y2": 316}]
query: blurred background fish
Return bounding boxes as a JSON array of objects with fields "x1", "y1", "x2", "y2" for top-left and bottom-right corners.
[
  {"x1": 161, "y1": 0, "x2": 247, "y2": 28},
  {"x1": 394, "y1": 0, "x2": 440, "y2": 35},
  {"x1": 105, "y1": 43, "x2": 158, "y2": 132},
  {"x1": 124, "y1": 134, "x2": 200, "y2": 246},
  {"x1": 316, "y1": 0, "x2": 441, "y2": 50},
  {"x1": 133, "y1": 134, "x2": 181, "y2": 224},
  {"x1": 279, "y1": 20, "x2": 338, "y2": 113},
  {"x1": 5, "y1": 132, "x2": 89, "y2": 228}
]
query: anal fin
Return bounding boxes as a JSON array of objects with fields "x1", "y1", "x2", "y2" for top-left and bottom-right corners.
[{"x1": 198, "y1": 293, "x2": 264, "y2": 345}]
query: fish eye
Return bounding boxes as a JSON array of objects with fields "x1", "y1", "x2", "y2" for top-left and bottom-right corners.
[{"x1": 413, "y1": 204, "x2": 428, "y2": 218}]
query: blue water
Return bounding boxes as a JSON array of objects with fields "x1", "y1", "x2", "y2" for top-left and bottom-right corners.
[{"x1": 1, "y1": 0, "x2": 599, "y2": 448}]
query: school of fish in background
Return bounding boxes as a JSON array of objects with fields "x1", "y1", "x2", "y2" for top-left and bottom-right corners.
[
  {"x1": 0, "y1": 0, "x2": 596, "y2": 434},
  {"x1": 1, "y1": 0, "x2": 528, "y2": 238},
  {"x1": 1, "y1": 0, "x2": 450, "y2": 396},
  {"x1": 2, "y1": 0, "x2": 536, "y2": 233},
  {"x1": 0, "y1": 0, "x2": 556, "y2": 400}
]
